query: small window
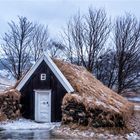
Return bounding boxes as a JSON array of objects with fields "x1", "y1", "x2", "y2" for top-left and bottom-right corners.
[{"x1": 40, "y1": 73, "x2": 46, "y2": 81}]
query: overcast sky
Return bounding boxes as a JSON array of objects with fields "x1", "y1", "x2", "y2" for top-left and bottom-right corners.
[{"x1": 0, "y1": 0, "x2": 140, "y2": 39}]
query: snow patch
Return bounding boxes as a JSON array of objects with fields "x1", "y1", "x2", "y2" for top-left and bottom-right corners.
[
  {"x1": 54, "y1": 126, "x2": 140, "y2": 139},
  {"x1": 126, "y1": 132, "x2": 140, "y2": 140},
  {"x1": 127, "y1": 97, "x2": 140, "y2": 102},
  {"x1": 0, "y1": 69, "x2": 14, "y2": 82},
  {"x1": 0, "y1": 118, "x2": 60, "y2": 130},
  {"x1": 134, "y1": 105, "x2": 140, "y2": 111},
  {"x1": 55, "y1": 127, "x2": 96, "y2": 138},
  {"x1": 0, "y1": 69, "x2": 16, "y2": 92}
]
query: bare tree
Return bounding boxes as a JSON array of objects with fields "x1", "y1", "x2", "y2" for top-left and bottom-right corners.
[
  {"x1": 62, "y1": 8, "x2": 110, "y2": 72},
  {"x1": 94, "y1": 48, "x2": 117, "y2": 89},
  {"x1": 31, "y1": 24, "x2": 49, "y2": 61},
  {"x1": 83, "y1": 8, "x2": 110, "y2": 71},
  {"x1": 31, "y1": 24, "x2": 65, "y2": 61},
  {"x1": 62, "y1": 12, "x2": 83, "y2": 64},
  {"x1": 47, "y1": 40, "x2": 65, "y2": 58},
  {"x1": 114, "y1": 14, "x2": 140, "y2": 93},
  {"x1": 1, "y1": 16, "x2": 34, "y2": 80}
]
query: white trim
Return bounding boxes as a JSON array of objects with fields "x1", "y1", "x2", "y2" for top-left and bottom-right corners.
[
  {"x1": 35, "y1": 90, "x2": 51, "y2": 122},
  {"x1": 16, "y1": 54, "x2": 74, "y2": 93},
  {"x1": 34, "y1": 89, "x2": 51, "y2": 93},
  {"x1": 35, "y1": 92, "x2": 38, "y2": 121}
]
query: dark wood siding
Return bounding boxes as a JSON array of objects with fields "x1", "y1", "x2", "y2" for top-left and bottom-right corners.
[{"x1": 20, "y1": 60, "x2": 67, "y2": 122}]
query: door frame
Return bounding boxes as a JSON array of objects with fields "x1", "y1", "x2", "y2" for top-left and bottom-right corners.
[{"x1": 34, "y1": 89, "x2": 51, "y2": 122}]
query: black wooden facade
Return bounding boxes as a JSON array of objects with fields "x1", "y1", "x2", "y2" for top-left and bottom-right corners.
[{"x1": 20, "y1": 60, "x2": 67, "y2": 122}]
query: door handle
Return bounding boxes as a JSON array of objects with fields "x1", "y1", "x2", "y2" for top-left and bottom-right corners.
[{"x1": 42, "y1": 101, "x2": 49, "y2": 106}]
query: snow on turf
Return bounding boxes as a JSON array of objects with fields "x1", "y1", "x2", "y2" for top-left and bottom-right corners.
[{"x1": 0, "y1": 118, "x2": 60, "y2": 130}]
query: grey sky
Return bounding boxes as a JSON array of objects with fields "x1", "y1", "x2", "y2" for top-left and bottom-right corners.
[{"x1": 0, "y1": 0, "x2": 140, "y2": 39}]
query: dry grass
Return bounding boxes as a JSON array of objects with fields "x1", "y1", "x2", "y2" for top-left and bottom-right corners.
[
  {"x1": 54, "y1": 59, "x2": 134, "y2": 128},
  {"x1": 0, "y1": 89, "x2": 21, "y2": 121}
]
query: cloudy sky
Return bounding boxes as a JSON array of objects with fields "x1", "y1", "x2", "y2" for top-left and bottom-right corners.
[{"x1": 0, "y1": 0, "x2": 140, "y2": 39}]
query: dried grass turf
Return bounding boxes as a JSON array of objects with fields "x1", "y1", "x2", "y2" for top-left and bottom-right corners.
[
  {"x1": 54, "y1": 59, "x2": 134, "y2": 128},
  {"x1": 0, "y1": 89, "x2": 21, "y2": 121}
]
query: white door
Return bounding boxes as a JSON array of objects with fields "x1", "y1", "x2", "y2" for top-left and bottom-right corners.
[{"x1": 35, "y1": 90, "x2": 51, "y2": 122}]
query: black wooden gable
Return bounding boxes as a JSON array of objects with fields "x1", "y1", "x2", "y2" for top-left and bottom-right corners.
[
  {"x1": 20, "y1": 60, "x2": 68, "y2": 121},
  {"x1": 16, "y1": 54, "x2": 74, "y2": 122}
]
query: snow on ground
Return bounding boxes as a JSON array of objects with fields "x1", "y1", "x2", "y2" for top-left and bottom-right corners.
[
  {"x1": 0, "y1": 85, "x2": 9, "y2": 92},
  {"x1": 0, "y1": 69, "x2": 16, "y2": 92},
  {"x1": 54, "y1": 127, "x2": 96, "y2": 138},
  {"x1": 54, "y1": 126, "x2": 140, "y2": 140},
  {"x1": 0, "y1": 69, "x2": 15, "y2": 79},
  {"x1": 126, "y1": 132, "x2": 140, "y2": 140},
  {"x1": 0, "y1": 118, "x2": 60, "y2": 131},
  {"x1": 0, "y1": 119, "x2": 140, "y2": 139},
  {"x1": 127, "y1": 97, "x2": 140, "y2": 102},
  {"x1": 134, "y1": 105, "x2": 140, "y2": 111}
]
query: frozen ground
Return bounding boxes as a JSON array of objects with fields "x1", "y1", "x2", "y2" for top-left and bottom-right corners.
[
  {"x1": 0, "y1": 119, "x2": 64, "y2": 140},
  {"x1": 54, "y1": 126, "x2": 140, "y2": 140},
  {"x1": 54, "y1": 109, "x2": 140, "y2": 139},
  {"x1": 0, "y1": 119, "x2": 139, "y2": 140},
  {"x1": 127, "y1": 132, "x2": 140, "y2": 140},
  {"x1": 0, "y1": 118, "x2": 60, "y2": 130},
  {"x1": 1, "y1": 119, "x2": 139, "y2": 140}
]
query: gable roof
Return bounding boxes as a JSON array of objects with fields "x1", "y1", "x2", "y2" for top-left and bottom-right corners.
[{"x1": 16, "y1": 54, "x2": 74, "y2": 93}]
